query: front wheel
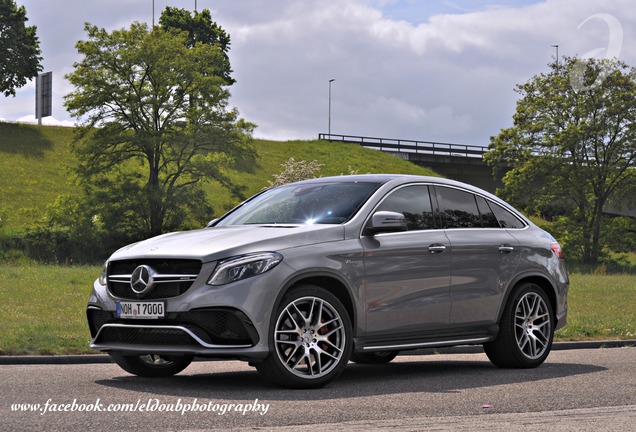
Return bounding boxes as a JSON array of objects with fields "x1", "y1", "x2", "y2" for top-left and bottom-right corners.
[
  {"x1": 110, "y1": 353, "x2": 194, "y2": 377},
  {"x1": 255, "y1": 285, "x2": 353, "y2": 388},
  {"x1": 484, "y1": 282, "x2": 554, "y2": 368}
]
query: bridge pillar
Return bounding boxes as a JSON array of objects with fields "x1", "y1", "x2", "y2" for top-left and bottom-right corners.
[{"x1": 388, "y1": 152, "x2": 503, "y2": 194}]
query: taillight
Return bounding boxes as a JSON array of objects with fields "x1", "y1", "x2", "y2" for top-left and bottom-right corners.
[{"x1": 551, "y1": 242, "x2": 564, "y2": 260}]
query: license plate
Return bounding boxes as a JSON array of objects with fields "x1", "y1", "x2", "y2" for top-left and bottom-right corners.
[{"x1": 116, "y1": 301, "x2": 165, "y2": 319}]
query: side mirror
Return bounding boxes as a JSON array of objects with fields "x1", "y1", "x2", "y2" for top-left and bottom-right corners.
[
  {"x1": 206, "y1": 218, "x2": 219, "y2": 228},
  {"x1": 366, "y1": 211, "x2": 407, "y2": 235}
]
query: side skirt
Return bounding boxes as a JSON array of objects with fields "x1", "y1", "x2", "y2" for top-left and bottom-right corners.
[{"x1": 354, "y1": 325, "x2": 498, "y2": 353}]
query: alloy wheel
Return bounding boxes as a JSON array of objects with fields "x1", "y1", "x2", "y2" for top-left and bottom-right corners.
[
  {"x1": 273, "y1": 296, "x2": 347, "y2": 380},
  {"x1": 514, "y1": 292, "x2": 552, "y2": 360}
]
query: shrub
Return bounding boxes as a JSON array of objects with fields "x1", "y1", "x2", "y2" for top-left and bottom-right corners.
[{"x1": 266, "y1": 158, "x2": 324, "y2": 189}]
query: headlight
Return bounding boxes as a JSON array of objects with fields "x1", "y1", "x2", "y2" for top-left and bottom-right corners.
[
  {"x1": 98, "y1": 262, "x2": 108, "y2": 286},
  {"x1": 207, "y1": 252, "x2": 283, "y2": 286}
]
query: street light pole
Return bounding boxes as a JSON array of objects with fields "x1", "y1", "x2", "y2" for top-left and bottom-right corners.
[
  {"x1": 328, "y1": 79, "x2": 335, "y2": 136},
  {"x1": 551, "y1": 44, "x2": 559, "y2": 69}
]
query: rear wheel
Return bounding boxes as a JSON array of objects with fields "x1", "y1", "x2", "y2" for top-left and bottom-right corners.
[
  {"x1": 255, "y1": 285, "x2": 353, "y2": 388},
  {"x1": 484, "y1": 282, "x2": 554, "y2": 368},
  {"x1": 350, "y1": 351, "x2": 399, "y2": 364},
  {"x1": 110, "y1": 353, "x2": 194, "y2": 377}
]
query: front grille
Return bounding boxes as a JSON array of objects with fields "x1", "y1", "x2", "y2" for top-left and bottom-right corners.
[
  {"x1": 107, "y1": 259, "x2": 202, "y2": 300},
  {"x1": 98, "y1": 326, "x2": 199, "y2": 346},
  {"x1": 88, "y1": 307, "x2": 258, "y2": 347}
]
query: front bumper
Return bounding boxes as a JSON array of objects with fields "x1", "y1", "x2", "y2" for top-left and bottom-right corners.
[
  {"x1": 87, "y1": 306, "x2": 264, "y2": 358},
  {"x1": 86, "y1": 260, "x2": 299, "y2": 360}
]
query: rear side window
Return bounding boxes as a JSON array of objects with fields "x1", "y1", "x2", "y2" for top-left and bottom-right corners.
[
  {"x1": 489, "y1": 201, "x2": 526, "y2": 229},
  {"x1": 435, "y1": 187, "x2": 482, "y2": 228},
  {"x1": 376, "y1": 185, "x2": 435, "y2": 231},
  {"x1": 476, "y1": 196, "x2": 500, "y2": 228},
  {"x1": 436, "y1": 186, "x2": 526, "y2": 229}
]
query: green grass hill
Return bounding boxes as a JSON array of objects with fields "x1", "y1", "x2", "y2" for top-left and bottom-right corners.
[{"x1": 0, "y1": 122, "x2": 438, "y2": 232}]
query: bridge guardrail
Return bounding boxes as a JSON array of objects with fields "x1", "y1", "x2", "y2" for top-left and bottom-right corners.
[{"x1": 318, "y1": 133, "x2": 487, "y2": 159}]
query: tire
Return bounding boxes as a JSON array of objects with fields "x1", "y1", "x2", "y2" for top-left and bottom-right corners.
[
  {"x1": 255, "y1": 285, "x2": 353, "y2": 388},
  {"x1": 110, "y1": 353, "x2": 194, "y2": 377},
  {"x1": 350, "y1": 351, "x2": 399, "y2": 364},
  {"x1": 484, "y1": 282, "x2": 554, "y2": 368}
]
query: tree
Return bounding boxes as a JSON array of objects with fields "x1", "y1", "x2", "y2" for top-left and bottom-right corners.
[
  {"x1": 0, "y1": 0, "x2": 42, "y2": 97},
  {"x1": 159, "y1": 7, "x2": 234, "y2": 85},
  {"x1": 64, "y1": 21, "x2": 255, "y2": 238},
  {"x1": 487, "y1": 56, "x2": 636, "y2": 264}
]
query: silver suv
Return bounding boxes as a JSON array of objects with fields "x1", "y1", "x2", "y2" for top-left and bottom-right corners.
[{"x1": 87, "y1": 174, "x2": 568, "y2": 388}]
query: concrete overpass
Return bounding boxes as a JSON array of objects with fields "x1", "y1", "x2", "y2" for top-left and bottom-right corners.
[{"x1": 318, "y1": 133, "x2": 635, "y2": 218}]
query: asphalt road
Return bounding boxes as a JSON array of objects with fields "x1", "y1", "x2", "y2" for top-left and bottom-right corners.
[{"x1": 2, "y1": 348, "x2": 635, "y2": 431}]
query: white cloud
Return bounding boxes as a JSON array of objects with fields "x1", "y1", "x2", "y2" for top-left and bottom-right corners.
[
  {"x1": 4, "y1": 0, "x2": 636, "y2": 147},
  {"x1": 15, "y1": 115, "x2": 76, "y2": 127}
]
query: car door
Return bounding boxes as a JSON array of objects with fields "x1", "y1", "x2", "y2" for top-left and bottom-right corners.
[
  {"x1": 434, "y1": 186, "x2": 521, "y2": 327},
  {"x1": 362, "y1": 184, "x2": 451, "y2": 337}
]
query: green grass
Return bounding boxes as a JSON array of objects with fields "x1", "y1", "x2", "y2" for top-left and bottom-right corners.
[
  {"x1": 0, "y1": 123, "x2": 77, "y2": 229},
  {"x1": 555, "y1": 273, "x2": 636, "y2": 340},
  {"x1": 0, "y1": 263, "x2": 99, "y2": 355},
  {"x1": 0, "y1": 123, "x2": 438, "y2": 231},
  {"x1": 0, "y1": 263, "x2": 633, "y2": 355}
]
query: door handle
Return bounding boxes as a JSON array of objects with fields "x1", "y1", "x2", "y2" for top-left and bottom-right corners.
[
  {"x1": 498, "y1": 245, "x2": 514, "y2": 253},
  {"x1": 428, "y1": 244, "x2": 447, "y2": 253}
]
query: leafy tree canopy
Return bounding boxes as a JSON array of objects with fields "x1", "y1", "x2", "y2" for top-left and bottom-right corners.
[
  {"x1": 159, "y1": 7, "x2": 234, "y2": 85},
  {"x1": 0, "y1": 0, "x2": 42, "y2": 97},
  {"x1": 64, "y1": 21, "x2": 255, "y2": 238},
  {"x1": 487, "y1": 56, "x2": 636, "y2": 263}
]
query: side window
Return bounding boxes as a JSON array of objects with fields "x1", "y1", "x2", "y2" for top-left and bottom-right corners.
[
  {"x1": 436, "y1": 187, "x2": 482, "y2": 228},
  {"x1": 476, "y1": 196, "x2": 500, "y2": 228},
  {"x1": 489, "y1": 201, "x2": 526, "y2": 229},
  {"x1": 376, "y1": 185, "x2": 434, "y2": 231}
]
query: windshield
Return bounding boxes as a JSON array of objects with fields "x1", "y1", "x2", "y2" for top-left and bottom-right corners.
[{"x1": 215, "y1": 181, "x2": 382, "y2": 226}]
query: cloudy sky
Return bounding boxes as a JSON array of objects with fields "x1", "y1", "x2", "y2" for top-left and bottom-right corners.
[{"x1": 2, "y1": 0, "x2": 634, "y2": 146}]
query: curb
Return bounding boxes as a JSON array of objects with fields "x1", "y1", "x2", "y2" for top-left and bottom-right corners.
[
  {"x1": 0, "y1": 354, "x2": 112, "y2": 365},
  {"x1": 410, "y1": 339, "x2": 636, "y2": 355},
  {"x1": 1, "y1": 340, "x2": 634, "y2": 365}
]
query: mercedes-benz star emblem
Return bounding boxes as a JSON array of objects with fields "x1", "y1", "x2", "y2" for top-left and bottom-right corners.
[{"x1": 130, "y1": 265, "x2": 155, "y2": 296}]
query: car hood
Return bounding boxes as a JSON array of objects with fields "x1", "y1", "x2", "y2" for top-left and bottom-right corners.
[{"x1": 108, "y1": 224, "x2": 346, "y2": 263}]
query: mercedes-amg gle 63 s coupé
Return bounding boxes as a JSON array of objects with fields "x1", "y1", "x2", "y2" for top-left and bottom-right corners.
[{"x1": 87, "y1": 174, "x2": 568, "y2": 388}]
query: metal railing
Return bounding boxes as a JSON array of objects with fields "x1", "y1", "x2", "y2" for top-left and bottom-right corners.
[{"x1": 318, "y1": 133, "x2": 487, "y2": 159}]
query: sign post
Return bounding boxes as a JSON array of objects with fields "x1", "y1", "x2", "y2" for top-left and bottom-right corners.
[{"x1": 35, "y1": 71, "x2": 52, "y2": 125}]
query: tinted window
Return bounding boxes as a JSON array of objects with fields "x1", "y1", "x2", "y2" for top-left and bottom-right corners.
[
  {"x1": 376, "y1": 185, "x2": 434, "y2": 230},
  {"x1": 436, "y1": 187, "x2": 482, "y2": 228},
  {"x1": 476, "y1": 196, "x2": 500, "y2": 228},
  {"x1": 489, "y1": 202, "x2": 526, "y2": 229}
]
